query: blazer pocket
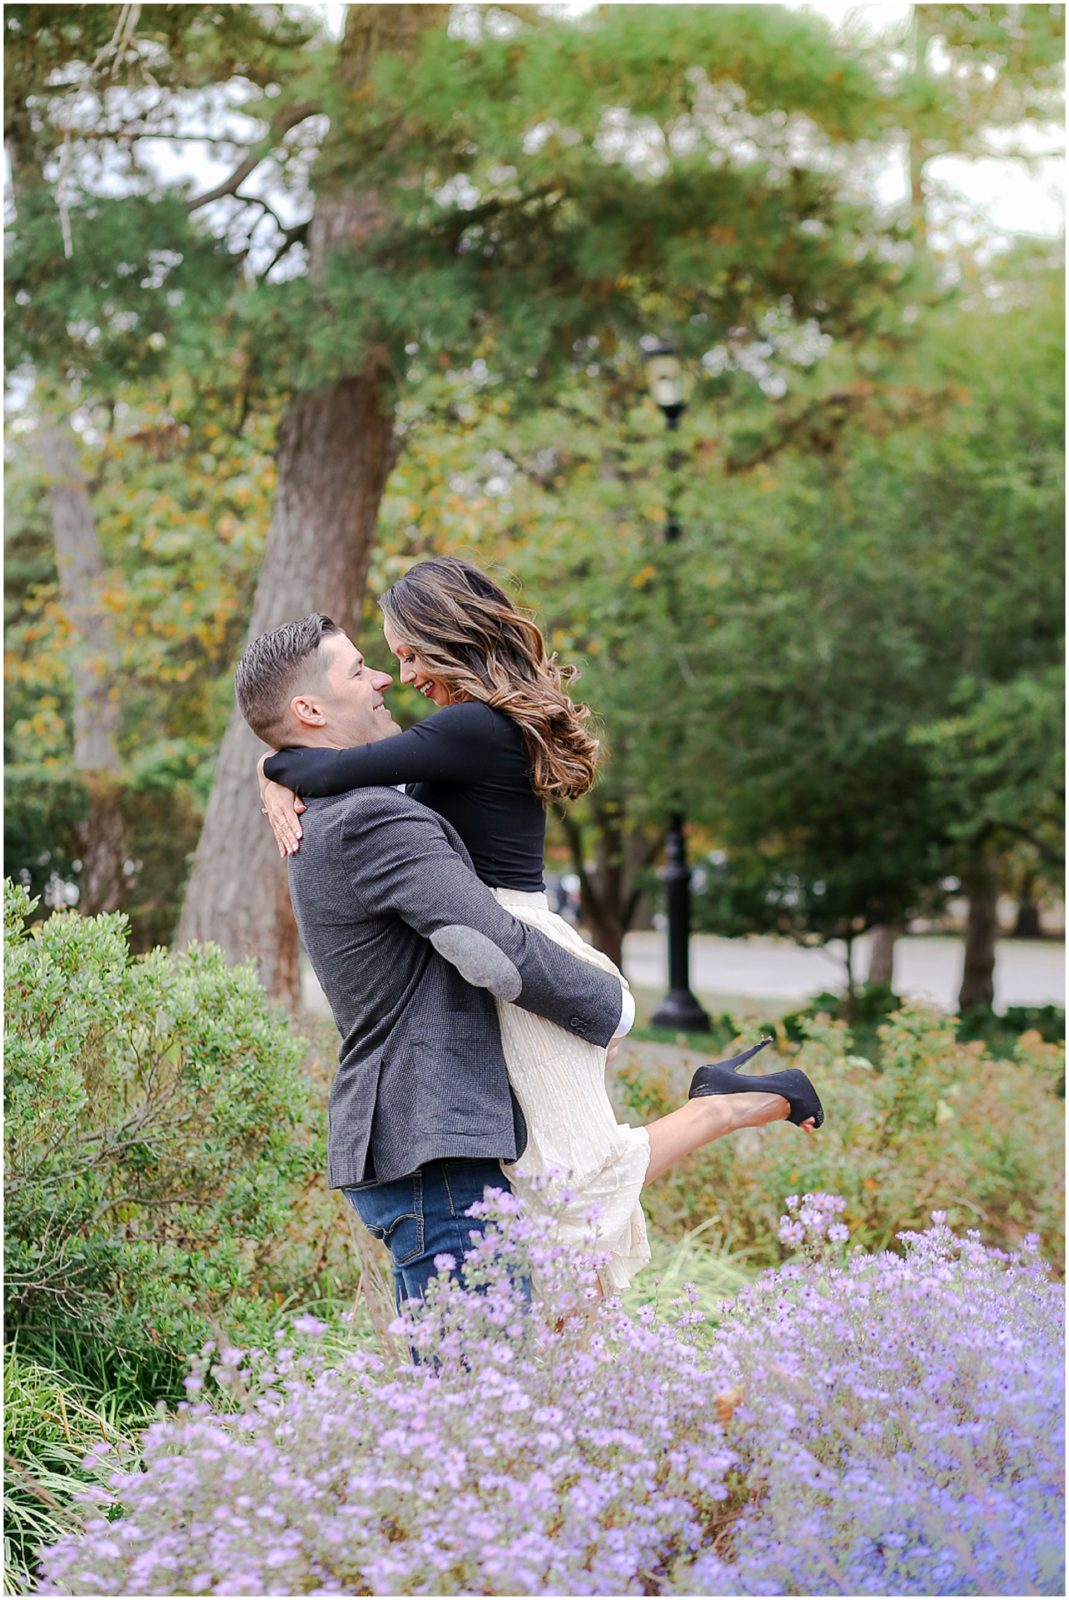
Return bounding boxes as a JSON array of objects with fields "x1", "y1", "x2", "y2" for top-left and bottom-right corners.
[{"x1": 413, "y1": 1015, "x2": 507, "y2": 1135}]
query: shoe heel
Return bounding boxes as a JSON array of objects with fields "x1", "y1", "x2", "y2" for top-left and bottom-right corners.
[{"x1": 716, "y1": 1035, "x2": 773, "y2": 1073}]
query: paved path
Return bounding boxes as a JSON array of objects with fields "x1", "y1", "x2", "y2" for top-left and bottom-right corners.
[
  {"x1": 621, "y1": 930, "x2": 1065, "y2": 1013},
  {"x1": 302, "y1": 928, "x2": 1064, "y2": 1017}
]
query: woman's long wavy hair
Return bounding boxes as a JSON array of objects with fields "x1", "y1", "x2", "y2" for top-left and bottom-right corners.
[{"x1": 379, "y1": 557, "x2": 600, "y2": 804}]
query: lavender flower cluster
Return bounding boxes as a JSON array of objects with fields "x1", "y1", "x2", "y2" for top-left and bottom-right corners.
[
  {"x1": 36, "y1": 1194, "x2": 736, "y2": 1596},
  {"x1": 776, "y1": 1190, "x2": 850, "y2": 1255},
  {"x1": 686, "y1": 1207, "x2": 1065, "y2": 1596},
  {"x1": 35, "y1": 1195, "x2": 1064, "y2": 1597}
]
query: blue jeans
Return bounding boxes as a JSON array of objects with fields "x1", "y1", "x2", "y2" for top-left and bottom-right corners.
[{"x1": 343, "y1": 1158, "x2": 510, "y2": 1308}]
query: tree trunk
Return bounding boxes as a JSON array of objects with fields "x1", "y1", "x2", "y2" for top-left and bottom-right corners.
[
  {"x1": 1013, "y1": 870, "x2": 1042, "y2": 939},
  {"x1": 582, "y1": 893, "x2": 628, "y2": 972},
  {"x1": 867, "y1": 922, "x2": 902, "y2": 987},
  {"x1": 559, "y1": 803, "x2": 657, "y2": 969},
  {"x1": 909, "y1": 8, "x2": 935, "y2": 243},
  {"x1": 174, "y1": 377, "x2": 397, "y2": 1002},
  {"x1": 840, "y1": 934, "x2": 856, "y2": 1023},
  {"x1": 39, "y1": 419, "x2": 129, "y2": 914},
  {"x1": 175, "y1": 5, "x2": 445, "y2": 1004},
  {"x1": 958, "y1": 857, "x2": 999, "y2": 1012}
]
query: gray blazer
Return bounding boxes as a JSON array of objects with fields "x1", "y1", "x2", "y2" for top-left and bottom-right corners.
[{"x1": 286, "y1": 786, "x2": 625, "y2": 1189}]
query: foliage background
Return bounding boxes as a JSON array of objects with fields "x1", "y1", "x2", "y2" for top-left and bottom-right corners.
[{"x1": 4, "y1": 0, "x2": 1063, "y2": 976}]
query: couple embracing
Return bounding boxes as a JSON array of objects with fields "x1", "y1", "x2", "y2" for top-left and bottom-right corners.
[{"x1": 236, "y1": 557, "x2": 823, "y2": 1310}]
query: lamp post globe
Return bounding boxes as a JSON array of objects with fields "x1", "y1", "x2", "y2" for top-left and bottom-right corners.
[{"x1": 643, "y1": 340, "x2": 688, "y2": 427}]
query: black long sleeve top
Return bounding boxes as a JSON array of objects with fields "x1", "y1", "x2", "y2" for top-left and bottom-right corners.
[{"x1": 263, "y1": 700, "x2": 547, "y2": 891}]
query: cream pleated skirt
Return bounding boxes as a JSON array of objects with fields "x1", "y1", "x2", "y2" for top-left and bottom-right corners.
[{"x1": 491, "y1": 888, "x2": 651, "y2": 1295}]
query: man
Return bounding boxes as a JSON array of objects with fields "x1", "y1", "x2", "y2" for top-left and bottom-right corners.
[{"x1": 235, "y1": 613, "x2": 632, "y2": 1306}]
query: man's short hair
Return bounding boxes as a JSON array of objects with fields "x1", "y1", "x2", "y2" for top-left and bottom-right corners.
[{"x1": 235, "y1": 613, "x2": 342, "y2": 747}]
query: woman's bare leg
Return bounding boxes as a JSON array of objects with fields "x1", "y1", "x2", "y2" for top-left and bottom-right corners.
[{"x1": 644, "y1": 1092, "x2": 806, "y2": 1185}]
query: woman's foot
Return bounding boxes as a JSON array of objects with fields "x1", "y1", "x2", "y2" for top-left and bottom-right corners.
[
  {"x1": 643, "y1": 1085, "x2": 810, "y2": 1185},
  {"x1": 693, "y1": 1087, "x2": 806, "y2": 1132},
  {"x1": 689, "y1": 1055, "x2": 824, "y2": 1130},
  {"x1": 641, "y1": 1041, "x2": 820, "y2": 1186}
]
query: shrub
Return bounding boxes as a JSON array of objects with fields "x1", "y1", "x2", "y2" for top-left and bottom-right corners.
[
  {"x1": 3, "y1": 880, "x2": 325, "y2": 1397},
  {"x1": 958, "y1": 1001, "x2": 1066, "y2": 1056},
  {"x1": 780, "y1": 980, "x2": 899, "y2": 1042},
  {"x1": 617, "y1": 1003, "x2": 1066, "y2": 1267},
  {"x1": 779, "y1": 986, "x2": 1065, "y2": 1063},
  {"x1": 33, "y1": 1197, "x2": 1063, "y2": 1597}
]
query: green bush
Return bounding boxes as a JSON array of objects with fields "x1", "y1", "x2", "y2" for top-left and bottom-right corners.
[
  {"x1": 616, "y1": 1002, "x2": 1066, "y2": 1268},
  {"x1": 3, "y1": 880, "x2": 327, "y2": 1399},
  {"x1": 781, "y1": 980, "x2": 900, "y2": 1037},
  {"x1": 781, "y1": 982, "x2": 1065, "y2": 1063},
  {"x1": 958, "y1": 1001, "x2": 1066, "y2": 1052}
]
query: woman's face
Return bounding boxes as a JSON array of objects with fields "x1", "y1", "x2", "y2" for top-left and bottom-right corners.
[{"x1": 382, "y1": 616, "x2": 452, "y2": 707}]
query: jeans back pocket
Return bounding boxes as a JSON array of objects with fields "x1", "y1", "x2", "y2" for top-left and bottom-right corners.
[{"x1": 345, "y1": 1172, "x2": 425, "y2": 1266}]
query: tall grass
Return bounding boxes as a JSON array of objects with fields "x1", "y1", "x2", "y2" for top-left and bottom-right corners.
[
  {"x1": 3, "y1": 1350, "x2": 155, "y2": 1593},
  {"x1": 624, "y1": 1226, "x2": 756, "y2": 1319}
]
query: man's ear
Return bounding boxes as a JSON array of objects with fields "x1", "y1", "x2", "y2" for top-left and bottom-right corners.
[{"x1": 290, "y1": 691, "x2": 327, "y2": 729}]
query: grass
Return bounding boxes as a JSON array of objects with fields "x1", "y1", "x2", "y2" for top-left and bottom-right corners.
[
  {"x1": 627, "y1": 983, "x2": 793, "y2": 1049},
  {"x1": 622, "y1": 1227, "x2": 760, "y2": 1321},
  {"x1": 3, "y1": 1349, "x2": 158, "y2": 1594}
]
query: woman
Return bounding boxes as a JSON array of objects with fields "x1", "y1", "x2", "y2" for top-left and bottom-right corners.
[{"x1": 260, "y1": 557, "x2": 822, "y2": 1293}]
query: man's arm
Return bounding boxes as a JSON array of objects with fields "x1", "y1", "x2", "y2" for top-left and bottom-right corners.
[{"x1": 341, "y1": 792, "x2": 629, "y2": 1047}]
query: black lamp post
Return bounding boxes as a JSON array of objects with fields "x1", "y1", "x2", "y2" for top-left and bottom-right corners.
[{"x1": 643, "y1": 340, "x2": 711, "y2": 1034}]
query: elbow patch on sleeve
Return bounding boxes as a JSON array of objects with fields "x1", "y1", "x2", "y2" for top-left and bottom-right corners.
[{"x1": 429, "y1": 925, "x2": 522, "y2": 1002}]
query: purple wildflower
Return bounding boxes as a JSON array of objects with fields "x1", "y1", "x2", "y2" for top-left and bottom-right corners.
[{"x1": 33, "y1": 1198, "x2": 1063, "y2": 1597}]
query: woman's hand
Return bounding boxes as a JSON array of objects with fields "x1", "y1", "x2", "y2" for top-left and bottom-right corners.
[{"x1": 258, "y1": 754, "x2": 305, "y2": 857}]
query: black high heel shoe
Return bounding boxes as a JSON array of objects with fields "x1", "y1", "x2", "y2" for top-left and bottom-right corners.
[{"x1": 688, "y1": 1037, "x2": 824, "y2": 1129}]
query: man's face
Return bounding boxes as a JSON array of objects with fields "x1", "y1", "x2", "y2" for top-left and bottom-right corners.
[{"x1": 292, "y1": 633, "x2": 399, "y2": 747}]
